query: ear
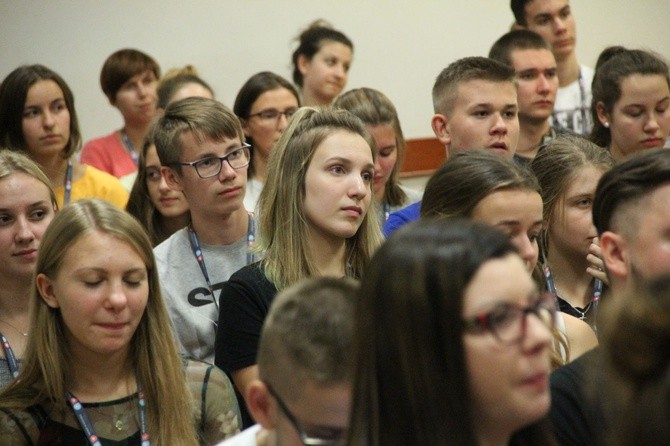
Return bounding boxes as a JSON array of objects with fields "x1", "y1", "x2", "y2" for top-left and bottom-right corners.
[
  {"x1": 36, "y1": 273, "x2": 60, "y2": 308},
  {"x1": 297, "y1": 54, "x2": 310, "y2": 77},
  {"x1": 161, "y1": 166, "x2": 184, "y2": 192},
  {"x1": 431, "y1": 113, "x2": 451, "y2": 157},
  {"x1": 246, "y1": 380, "x2": 277, "y2": 430},
  {"x1": 600, "y1": 231, "x2": 629, "y2": 281},
  {"x1": 595, "y1": 101, "x2": 610, "y2": 127},
  {"x1": 240, "y1": 118, "x2": 251, "y2": 138}
]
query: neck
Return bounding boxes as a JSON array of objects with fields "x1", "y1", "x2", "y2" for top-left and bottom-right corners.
[
  {"x1": 517, "y1": 118, "x2": 551, "y2": 158},
  {"x1": 121, "y1": 123, "x2": 148, "y2": 151},
  {"x1": 0, "y1": 276, "x2": 32, "y2": 317},
  {"x1": 608, "y1": 144, "x2": 625, "y2": 163},
  {"x1": 190, "y1": 208, "x2": 248, "y2": 245},
  {"x1": 547, "y1": 245, "x2": 593, "y2": 308},
  {"x1": 68, "y1": 347, "x2": 135, "y2": 402},
  {"x1": 252, "y1": 152, "x2": 268, "y2": 182},
  {"x1": 477, "y1": 425, "x2": 512, "y2": 446},
  {"x1": 159, "y1": 212, "x2": 190, "y2": 238},
  {"x1": 33, "y1": 153, "x2": 69, "y2": 189},
  {"x1": 556, "y1": 53, "x2": 580, "y2": 87},
  {"x1": 301, "y1": 90, "x2": 330, "y2": 107},
  {"x1": 307, "y1": 229, "x2": 347, "y2": 278}
]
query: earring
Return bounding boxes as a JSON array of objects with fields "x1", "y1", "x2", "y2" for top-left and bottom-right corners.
[{"x1": 603, "y1": 122, "x2": 610, "y2": 128}]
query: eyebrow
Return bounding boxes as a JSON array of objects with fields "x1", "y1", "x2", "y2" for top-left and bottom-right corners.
[
  {"x1": 0, "y1": 200, "x2": 50, "y2": 212},
  {"x1": 325, "y1": 156, "x2": 374, "y2": 169}
]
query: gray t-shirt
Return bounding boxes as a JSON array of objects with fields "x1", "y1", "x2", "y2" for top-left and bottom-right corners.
[{"x1": 154, "y1": 228, "x2": 251, "y2": 364}]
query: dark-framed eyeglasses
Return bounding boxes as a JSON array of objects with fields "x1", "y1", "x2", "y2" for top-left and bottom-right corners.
[
  {"x1": 169, "y1": 144, "x2": 251, "y2": 179},
  {"x1": 265, "y1": 382, "x2": 346, "y2": 446},
  {"x1": 463, "y1": 292, "x2": 557, "y2": 344},
  {"x1": 247, "y1": 107, "x2": 298, "y2": 121}
]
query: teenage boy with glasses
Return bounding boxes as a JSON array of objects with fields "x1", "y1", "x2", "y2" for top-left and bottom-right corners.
[{"x1": 153, "y1": 97, "x2": 255, "y2": 366}]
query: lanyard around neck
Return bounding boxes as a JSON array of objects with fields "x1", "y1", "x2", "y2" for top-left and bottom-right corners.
[
  {"x1": 63, "y1": 160, "x2": 73, "y2": 206},
  {"x1": 0, "y1": 333, "x2": 19, "y2": 378},
  {"x1": 66, "y1": 383, "x2": 149, "y2": 446},
  {"x1": 121, "y1": 130, "x2": 139, "y2": 166},
  {"x1": 187, "y1": 214, "x2": 256, "y2": 311},
  {"x1": 543, "y1": 262, "x2": 602, "y2": 328}
]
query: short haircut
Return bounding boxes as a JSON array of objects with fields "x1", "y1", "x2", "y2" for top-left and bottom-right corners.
[
  {"x1": 432, "y1": 57, "x2": 515, "y2": 115},
  {"x1": 420, "y1": 149, "x2": 540, "y2": 219},
  {"x1": 593, "y1": 149, "x2": 670, "y2": 237},
  {"x1": 291, "y1": 19, "x2": 353, "y2": 88},
  {"x1": 590, "y1": 47, "x2": 670, "y2": 148},
  {"x1": 0, "y1": 64, "x2": 82, "y2": 159},
  {"x1": 489, "y1": 29, "x2": 552, "y2": 67},
  {"x1": 257, "y1": 277, "x2": 358, "y2": 396},
  {"x1": 152, "y1": 97, "x2": 244, "y2": 169},
  {"x1": 100, "y1": 48, "x2": 161, "y2": 102},
  {"x1": 510, "y1": 0, "x2": 533, "y2": 26}
]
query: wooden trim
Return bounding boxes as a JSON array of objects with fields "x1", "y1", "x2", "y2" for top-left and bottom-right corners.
[{"x1": 399, "y1": 137, "x2": 446, "y2": 178}]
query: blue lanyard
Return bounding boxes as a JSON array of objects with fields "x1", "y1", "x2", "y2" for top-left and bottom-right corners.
[
  {"x1": 187, "y1": 214, "x2": 256, "y2": 311},
  {"x1": 63, "y1": 160, "x2": 73, "y2": 206},
  {"x1": 0, "y1": 333, "x2": 19, "y2": 378},
  {"x1": 121, "y1": 130, "x2": 139, "y2": 166},
  {"x1": 66, "y1": 383, "x2": 149, "y2": 446}
]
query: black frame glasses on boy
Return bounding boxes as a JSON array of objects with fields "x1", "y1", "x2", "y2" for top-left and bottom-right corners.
[
  {"x1": 169, "y1": 144, "x2": 251, "y2": 178},
  {"x1": 265, "y1": 382, "x2": 346, "y2": 446},
  {"x1": 463, "y1": 292, "x2": 557, "y2": 344}
]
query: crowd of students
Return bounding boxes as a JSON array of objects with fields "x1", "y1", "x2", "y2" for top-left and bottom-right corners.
[{"x1": 0, "y1": 0, "x2": 669, "y2": 444}]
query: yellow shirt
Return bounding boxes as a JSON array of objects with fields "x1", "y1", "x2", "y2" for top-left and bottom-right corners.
[{"x1": 54, "y1": 164, "x2": 129, "y2": 208}]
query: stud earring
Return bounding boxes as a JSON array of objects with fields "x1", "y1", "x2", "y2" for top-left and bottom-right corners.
[{"x1": 603, "y1": 122, "x2": 609, "y2": 128}]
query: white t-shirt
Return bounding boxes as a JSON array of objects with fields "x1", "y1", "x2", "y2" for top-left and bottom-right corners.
[{"x1": 552, "y1": 65, "x2": 594, "y2": 136}]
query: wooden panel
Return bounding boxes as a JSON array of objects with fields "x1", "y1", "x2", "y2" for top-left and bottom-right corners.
[{"x1": 399, "y1": 137, "x2": 446, "y2": 178}]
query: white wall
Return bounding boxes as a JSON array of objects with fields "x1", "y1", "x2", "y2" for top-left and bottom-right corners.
[{"x1": 1, "y1": 0, "x2": 669, "y2": 143}]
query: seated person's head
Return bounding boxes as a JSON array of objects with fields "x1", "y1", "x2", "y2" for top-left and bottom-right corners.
[
  {"x1": 510, "y1": 0, "x2": 577, "y2": 61},
  {"x1": 246, "y1": 277, "x2": 358, "y2": 446},
  {"x1": 100, "y1": 48, "x2": 160, "y2": 113},
  {"x1": 156, "y1": 65, "x2": 214, "y2": 112},
  {"x1": 431, "y1": 57, "x2": 519, "y2": 159},
  {"x1": 421, "y1": 149, "x2": 542, "y2": 272},
  {"x1": 152, "y1": 97, "x2": 247, "y2": 213},
  {"x1": 593, "y1": 149, "x2": 670, "y2": 291},
  {"x1": 489, "y1": 30, "x2": 558, "y2": 126}
]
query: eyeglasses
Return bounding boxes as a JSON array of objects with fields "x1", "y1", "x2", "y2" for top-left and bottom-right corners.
[
  {"x1": 265, "y1": 382, "x2": 345, "y2": 446},
  {"x1": 463, "y1": 292, "x2": 556, "y2": 344},
  {"x1": 247, "y1": 107, "x2": 298, "y2": 121},
  {"x1": 170, "y1": 144, "x2": 251, "y2": 179}
]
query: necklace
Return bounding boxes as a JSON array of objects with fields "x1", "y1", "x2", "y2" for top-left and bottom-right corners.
[
  {"x1": 87, "y1": 396, "x2": 135, "y2": 432},
  {"x1": 0, "y1": 318, "x2": 28, "y2": 337}
]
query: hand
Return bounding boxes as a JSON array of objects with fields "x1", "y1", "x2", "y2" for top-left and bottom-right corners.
[{"x1": 586, "y1": 237, "x2": 609, "y2": 286}]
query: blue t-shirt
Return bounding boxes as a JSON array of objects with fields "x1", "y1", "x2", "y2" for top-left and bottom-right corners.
[{"x1": 383, "y1": 201, "x2": 421, "y2": 237}]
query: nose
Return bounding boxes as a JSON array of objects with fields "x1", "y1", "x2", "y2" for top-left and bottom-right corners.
[
  {"x1": 515, "y1": 234, "x2": 538, "y2": 272},
  {"x1": 349, "y1": 174, "x2": 368, "y2": 201},
  {"x1": 217, "y1": 158, "x2": 237, "y2": 183},
  {"x1": 106, "y1": 280, "x2": 129, "y2": 310},
  {"x1": 42, "y1": 110, "x2": 55, "y2": 128},
  {"x1": 490, "y1": 113, "x2": 508, "y2": 135},
  {"x1": 14, "y1": 217, "x2": 35, "y2": 244},
  {"x1": 537, "y1": 75, "x2": 551, "y2": 94},
  {"x1": 521, "y1": 309, "x2": 553, "y2": 353},
  {"x1": 644, "y1": 113, "x2": 661, "y2": 133},
  {"x1": 277, "y1": 112, "x2": 289, "y2": 131},
  {"x1": 552, "y1": 16, "x2": 567, "y2": 33},
  {"x1": 334, "y1": 64, "x2": 346, "y2": 80},
  {"x1": 158, "y1": 172, "x2": 171, "y2": 193}
]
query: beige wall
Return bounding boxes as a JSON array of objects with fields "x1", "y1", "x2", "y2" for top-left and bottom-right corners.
[{"x1": 2, "y1": 0, "x2": 669, "y2": 144}]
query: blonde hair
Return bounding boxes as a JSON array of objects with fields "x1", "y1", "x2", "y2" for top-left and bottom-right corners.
[
  {"x1": 257, "y1": 107, "x2": 382, "y2": 290},
  {"x1": 0, "y1": 199, "x2": 199, "y2": 445},
  {"x1": 0, "y1": 149, "x2": 57, "y2": 208}
]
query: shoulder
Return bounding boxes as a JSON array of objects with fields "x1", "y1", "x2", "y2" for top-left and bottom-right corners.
[
  {"x1": 154, "y1": 228, "x2": 189, "y2": 258},
  {"x1": 222, "y1": 263, "x2": 277, "y2": 305},
  {"x1": 76, "y1": 165, "x2": 129, "y2": 207},
  {"x1": 215, "y1": 424, "x2": 263, "y2": 446},
  {"x1": 383, "y1": 201, "x2": 421, "y2": 237},
  {"x1": 580, "y1": 65, "x2": 595, "y2": 83},
  {"x1": 563, "y1": 314, "x2": 599, "y2": 361},
  {"x1": 0, "y1": 407, "x2": 41, "y2": 444},
  {"x1": 81, "y1": 132, "x2": 120, "y2": 153},
  {"x1": 399, "y1": 185, "x2": 424, "y2": 205}
]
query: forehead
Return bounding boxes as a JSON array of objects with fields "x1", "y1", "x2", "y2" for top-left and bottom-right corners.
[
  {"x1": 510, "y1": 48, "x2": 557, "y2": 71},
  {"x1": 310, "y1": 130, "x2": 373, "y2": 164},
  {"x1": 472, "y1": 189, "x2": 543, "y2": 224},
  {"x1": 315, "y1": 41, "x2": 352, "y2": 61},
  {"x1": 251, "y1": 87, "x2": 299, "y2": 111},
  {"x1": 463, "y1": 254, "x2": 534, "y2": 313},
  {"x1": 617, "y1": 74, "x2": 670, "y2": 104},
  {"x1": 179, "y1": 132, "x2": 241, "y2": 159},
  {"x1": 26, "y1": 79, "x2": 64, "y2": 103},
  {"x1": 525, "y1": 0, "x2": 570, "y2": 18},
  {"x1": 562, "y1": 165, "x2": 603, "y2": 197},
  {"x1": 0, "y1": 172, "x2": 52, "y2": 205},
  {"x1": 453, "y1": 79, "x2": 517, "y2": 110}
]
